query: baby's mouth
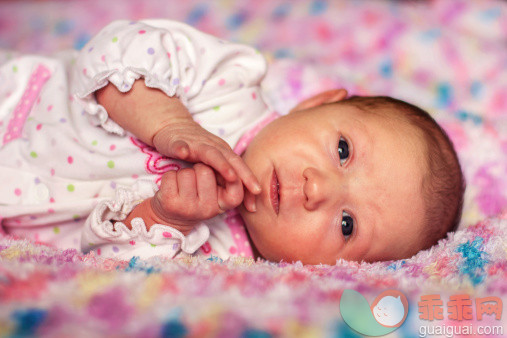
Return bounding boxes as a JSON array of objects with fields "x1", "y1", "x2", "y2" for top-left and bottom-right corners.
[{"x1": 270, "y1": 169, "x2": 280, "y2": 215}]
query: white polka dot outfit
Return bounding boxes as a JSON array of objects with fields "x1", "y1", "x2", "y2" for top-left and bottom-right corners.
[{"x1": 0, "y1": 19, "x2": 278, "y2": 260}]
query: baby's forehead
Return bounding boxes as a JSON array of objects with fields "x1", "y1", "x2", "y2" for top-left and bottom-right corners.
[
  {"x1": 323, "y1": 102, "x2": 415, "y2": 131},
  {"x1": 338, "y1": 102, "x2": 409, "y2": 121}
]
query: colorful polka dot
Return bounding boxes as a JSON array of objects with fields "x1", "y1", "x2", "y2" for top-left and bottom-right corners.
[
  {"x1": 218, "y1": 78, "x2": 226, "y2": 86},
  {"x1": 112, "y1": 246, "x2": 119, "y2": 253},
  {"x1": 14, "y1": 188, "x2": 22, "y2": 196},
  {"x1": 47, "y1": 105, "x2": 53, "y2": 111},
  {"x1": 163, "y1": 232, "x2": 172, "y2": 238},
  {"x1": 30, "y1": 151, "x2": 38, "y2": 158},
  {"x1": 67, "y1": 156, "x2": 73, "y2": 164},
  {"x1": 53, "y1": 227, "x2": 60, "y2": 234},
  {"x1": 229, "y1": 246, "x2": 237, "y2": 254},
  {"x1": 36, "y1": 124, "x2": 42, "y2": 131},
  {"x1": 91, "y1": 140, "x2": 98, "y2": 146},
  {"x1": 252, "y1": 92, "x2": 257, "y2": 100},
  {"x1": 107, "y1": 160, "x2": 115, "y2": 169},
  {"x1": 213, "y1": 106, "x2": 220, "y2": 111},
  {"x1": 138, "y1": 30, "x2": 146, "y2": 34},
  {"x1": 109, "y1": 144, "x2": 116, "y2": 151},
  {"x1": 67, "y1": 184, "x2": 75, "y2": 192},
  {"x1": 147, "y1": 48, "x2": 155, "y2": 55},
  {"x1": 112, "y1": 37, "x2": 118, "y2": 43}
]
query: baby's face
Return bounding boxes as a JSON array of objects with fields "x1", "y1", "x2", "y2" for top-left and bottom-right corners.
[{"x1": 239, "y1": 103, "x2": 427, "y2": 264}]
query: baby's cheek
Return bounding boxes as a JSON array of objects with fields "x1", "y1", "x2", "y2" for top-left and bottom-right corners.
[{"x1": 238, "y1": 209, "x2": 266, "y2": 244}]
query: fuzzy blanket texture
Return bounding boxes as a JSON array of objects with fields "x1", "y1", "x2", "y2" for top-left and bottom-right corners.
[{"x1": 0, "y1": 0, "x2": 506, "y2": 337}]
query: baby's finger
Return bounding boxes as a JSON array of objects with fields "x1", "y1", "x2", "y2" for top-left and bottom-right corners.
[
  {"x1": 159, "y1": 170, "x2": 179, "y2": 198},
  {"x1": 168, "y1": 139, "x2": 190, "y2": 160},
  {"x1": 177, "y1": 168, "x2": 197, "y2": 200},
  {"x1": 227, "y1": 154, "x2": 261, "y2": 195},
  {"x1": 198, "y1": 145, "x2": 237, "y2": 182},
  {"x1": 243, "y1": 189, "x2": 257, "y2": 213},
  {"x1": 193, "y1": 164, "x2": 219, "y2": 209},
  {"x1": 218, "y1": 179, "x2": 244, "y2": 211}
]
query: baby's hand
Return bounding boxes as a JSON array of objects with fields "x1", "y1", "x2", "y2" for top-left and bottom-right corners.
[
  {"x1": 152, "y1": 118, "x2": 260, "y2": 211},
  {"x1": 150, "y1": 163, "x2": 244, "y2": 232}
]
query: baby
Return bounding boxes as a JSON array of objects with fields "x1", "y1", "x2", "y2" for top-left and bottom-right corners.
[{"x1": 0, "y1": 19, "x2": 465, "y2": 265}]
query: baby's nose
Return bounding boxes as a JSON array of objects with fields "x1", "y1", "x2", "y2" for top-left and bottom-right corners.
[{"x1": 303, "y1": 167, "x2": 339, "y2": 211}]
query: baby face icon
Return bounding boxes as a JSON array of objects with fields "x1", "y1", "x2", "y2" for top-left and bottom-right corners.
[{"x1": 371, "y1": 290, "x2": 409, "y2": 328}]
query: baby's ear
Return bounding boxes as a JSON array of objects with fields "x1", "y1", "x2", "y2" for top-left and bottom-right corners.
[{"x1": 290, "y1": 89, "x2": 348, "y2": 113}]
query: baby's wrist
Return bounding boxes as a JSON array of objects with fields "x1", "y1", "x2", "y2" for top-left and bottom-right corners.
[
  {"x1": 122, "y1": 198, "x2": 196, "y2": 236},
  {"x1": 148, "y1": 197, "x2": 197, "y2": 236}
]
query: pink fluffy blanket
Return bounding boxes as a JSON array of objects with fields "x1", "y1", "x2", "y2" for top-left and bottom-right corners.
[{"x1": 0, "y1": 0, "x2": 505, "y2": 336}]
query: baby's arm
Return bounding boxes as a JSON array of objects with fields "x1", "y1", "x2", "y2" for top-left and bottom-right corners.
[
  {"x1": 80, "y1": 179, "x2": 211, "y2": 259},
  {"x1": 121, "y1": 163, "x2": 241, "y2": 236},
  {"x1": 96, "y1": 79, "x2": 254, "y2": 232},
  {"x1": 96, "y1": 80, "x2": 260, "y2": 206},
  {"x1": 75, "y1": 19, "x2": 267, "y2": 258}
]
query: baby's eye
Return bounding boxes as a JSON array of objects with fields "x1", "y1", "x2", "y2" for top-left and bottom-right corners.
[
  {"x1": 338, "y1": 137, "x2": 349, "y2": 165},
  {"x1": 341, "y1": 211, "x2": 354, "y2": 239}
]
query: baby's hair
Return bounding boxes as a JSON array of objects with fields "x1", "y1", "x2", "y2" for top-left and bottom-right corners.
[{"x1": 338, "y1": 96, "x2": 465, "y2": 255}]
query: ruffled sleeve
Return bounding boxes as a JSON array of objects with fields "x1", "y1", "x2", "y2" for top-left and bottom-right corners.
[
  {"x1": 81, "y1": 179, "x2": 210, "y2": 260},
  {"x1": 72, "y1": 19, "x2": 267, "y2": 135}
]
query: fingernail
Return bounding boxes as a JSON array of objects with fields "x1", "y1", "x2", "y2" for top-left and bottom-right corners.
[
  {"x1": 253, "y1": 184, "x2": 261, "y2": 194},
  {"x1": 250, "y1": 201, "x2": 257, "y2": 212},
  {"x1": 218, "y1": 201, "x2": 226, "y2": 213},
  {"x1": 228, "y1": 169, "x2": 236, "y2": 180}
]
